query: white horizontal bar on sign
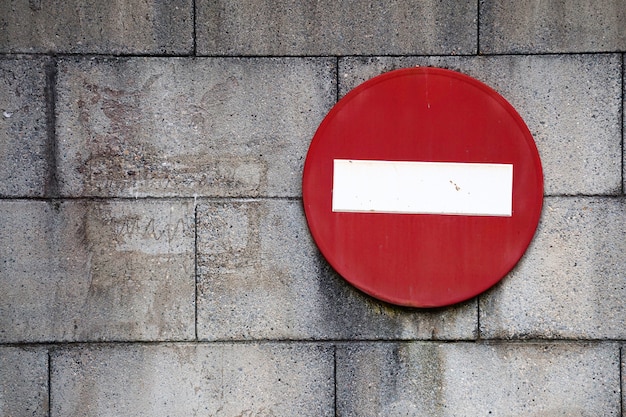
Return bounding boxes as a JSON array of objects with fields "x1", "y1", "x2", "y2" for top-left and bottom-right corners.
[{"x1": 332, "y1": 159, "x2": 513, "y2": 216}]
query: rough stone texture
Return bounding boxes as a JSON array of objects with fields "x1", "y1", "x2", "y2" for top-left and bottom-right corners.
[
  {"x1": 0, "y1": 200, "x2": 195, "y2": 343},
  {"x1": 196, "y1": 0, "x2": 477, "y2": 56},
  {"x1": 196, "y1": 199, "x2": 477, "y2": 341},
  {"x1": 480, "y1": 197, "x2": 626, "y2": 339},
  {"x1": 480, "y1": 0, "x2": 626, "y2": 54},
  {"x1": 0, "y1": 0, "x2": 193, "y2": 54},
  {"x1": 51, "y1": 343, "x2": 333, "y2": 417},
  {"x1": 56, "y1": 57, "x2": 335, "y2": 198},
  {"x1": 1, "y1": 1, "x2": 625, "y2": 415},
  {"x1": 0, "y1": 57, "x2": 50, "y2": 197},
  {"x1": 339, "y1": 54, "x2": 623, "y2": 196},
  {"x1": 337, "y1": 342, "x2": 621, "y2": 416},
  {"x1": 0, "y1": 347, "x2": 48, "y2": 417}
]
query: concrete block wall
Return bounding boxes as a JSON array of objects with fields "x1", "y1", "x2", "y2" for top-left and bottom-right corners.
[{"x1": 0, "y1": 1, "x2": 624, "y2": 415}]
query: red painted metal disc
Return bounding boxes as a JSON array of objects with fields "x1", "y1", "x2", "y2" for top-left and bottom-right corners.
[{"x1": 302, "y1": 67, "x2": 543, "y2": 307}]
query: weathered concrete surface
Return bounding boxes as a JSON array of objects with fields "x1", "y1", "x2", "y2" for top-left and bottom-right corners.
[
  {"x1": 0, "y1": 200, "x2": 194, "y2": 343},
  {"x1": 339, "y1": 54, "x2": 623, "y2": 196},
  {"x1": 0, "y1": 0, "x2": 193, "y2": 54},
  {"x1": 480, "y1": 0, "x2": 626, "y2": 54},
  {"x1": 1, "y1": 1, "x2": 624, "y2": 415},
  {"x1": 56, "y1": 57, "x2": 335, "y2": 198},
  {"x1": 0, "y1": 347, "x2": 48, "y2": 417},
  {"x1": 337, "y1": 342, "x2": 621, "y2": 416},
  {"x1": 196, "y1": 0, "x2": 477, "y2": 56},
  {"x1": 0, "y1": 57, "x2": 50, "y2": 197},
  {"x1": 196, "y1": 200, "x2": 477, "y2": 341},
  {"x1": 480, "y1": 197, "x2": 626, "y2": 339},
  {"x1": 51, "y1": 343, "x2": 333, "y2": 417}
]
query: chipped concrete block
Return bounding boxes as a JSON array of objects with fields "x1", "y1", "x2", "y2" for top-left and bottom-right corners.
[
  {"x1": 480, "y1": 197, "x2": 626, "y2": 339},
  {"x1": 197, "y1": 0, "x2": 477, "y2": 56},
  {"x1": 339, "y1": 54, "x2": 622, "y2": 196},
  {"x1": 51, "y1": 343, "x2": 333, "y2": 417},
  {"x1": 480, "y1": 0, "x2": 626, "y2": 54},
  {"x1": 0, "y1": 200, "x2": 195, "y2": 342},
  {"x1": 0, "y1": 57, "x2": 49, "y2": 197},
  {"x1": 337, "y1": 342, "x2": 621, "y2": 416},
  {"x1": 0, "y1": 0, "x2": 193, "y2": 54},
  {"x1": 56, "y1": 57, "x2": 335, "y2": 198},
  {"x1": 196, "y1": 199, "x2": 477, "y2": 341},
  {"x1": 0, "y1": 347, "x2": 48, "y2": 417}
]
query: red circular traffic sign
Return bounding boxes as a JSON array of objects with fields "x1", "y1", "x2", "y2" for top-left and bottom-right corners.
[{"x1": 302, "y1": 67, "x2": 543, "y2": 307}]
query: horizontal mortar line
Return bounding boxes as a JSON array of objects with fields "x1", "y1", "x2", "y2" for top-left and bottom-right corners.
[
  {"x1": 0, "y1": 340, "x2": 198, "y2": 349},
  {"x1": 194, "y1": 51, "x2": 625, "y2": 59},
  {"x1": 544, "y1": 193, "x2": 626, "y2": 199},
  {"x1": 195, "y1": 195, "x2": 303, "y2": 202},
  {"x1": 2, "y1": 51, "x2": 622, "y2": 60},
  {"x1": 0, "y1": 196, "x2": 199, "y2": 203},
  {"x1": 0, "y1": 51, "x2": 476, "y2": 59},
  {"x1": 0, "y1": 52, "x2": 340, "y2": 60},
  {"x1": 198, "y1": 338, "x2": 626, "y2": 344},
  {"x1": 475, "y1": 50, "x2": 626, "y2": 57},
  {"x1": 192, "y1": 54, "x2": 351, "y2": 59},
  {"x1": 336, "y1": 51, "x2": 626, "y2": 60},
  {"x1": 2, "y1": 194, "x2": 624, "y2": 203},
  {"x1": 0, "y1": 195, "x2": 304, "y2": 202},
  {"x1": 2, "y1": 338, "x2": 624, "y2": 349},
  {"x1": 193, "y1": 53, "x2": 481, "y2": 59},
  {"x1": 0, "y1": 51, "x2": 197, "y2": 59}
]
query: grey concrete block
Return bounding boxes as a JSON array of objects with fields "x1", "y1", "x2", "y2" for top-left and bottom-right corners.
[
  {"x1": 480, "y1": 0, "x2": 626, "y2": 54},
  {"x1": 0, "y1": 57, "x2": 49, "y2": 197},
  {"x1": 51, "y1": 343, "x2": 333, "y2": 417},
  {"x1": 196, "y1": 199, "x2": 477, "y2": 341},
  {"x1": 56, "y1": 57, "x2": 335, "y2": 198},
  {"x1": 197, "y1": 0, "x2": 477, "y2": 56},
  {"x1": 0, "y1": 200, "x2": 194, "y2": 343},
  {"x1": 0, "y1": 347, "x2": 48, "y2": 417},
  {"x1": 0, "y1": 0, "x2": 192, "y2": 54},
  {"x1": 339, "y1": 54, "x2": 622, "y2": 196},
  {"x1": 337, "y1": 342, "x2": 621, "y2": 416},
  {"x1": 480, "y1": 197, "x2": 626, "y2": 339}
]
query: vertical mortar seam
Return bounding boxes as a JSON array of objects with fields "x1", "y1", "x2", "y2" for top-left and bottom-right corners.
[
  {"x1": 476, "y1": 0, "x2": 481, "y2": 54},
  {"x1": 44, "y1": 57, "x2": 59, "y2": 199},
  {"x1": 335, "y1": 56, "x2": 340, "y2": 104},
  {"x1": 192, "y1": 0, "x2": 197, "y2": 56},
  {"x1": 619, "y1": 53, "x2": 626, "y2": 195},
  {"x1": 194, "y1": 203, "x2": 199, "y2": 341},
  {"x1": 476, "y1": 295, "x2": 482, "y2": 340}
]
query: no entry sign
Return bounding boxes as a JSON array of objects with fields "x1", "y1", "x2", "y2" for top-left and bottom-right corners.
[{"x1": 302, "y1": 67, "x2": 543, "y2": 308}]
